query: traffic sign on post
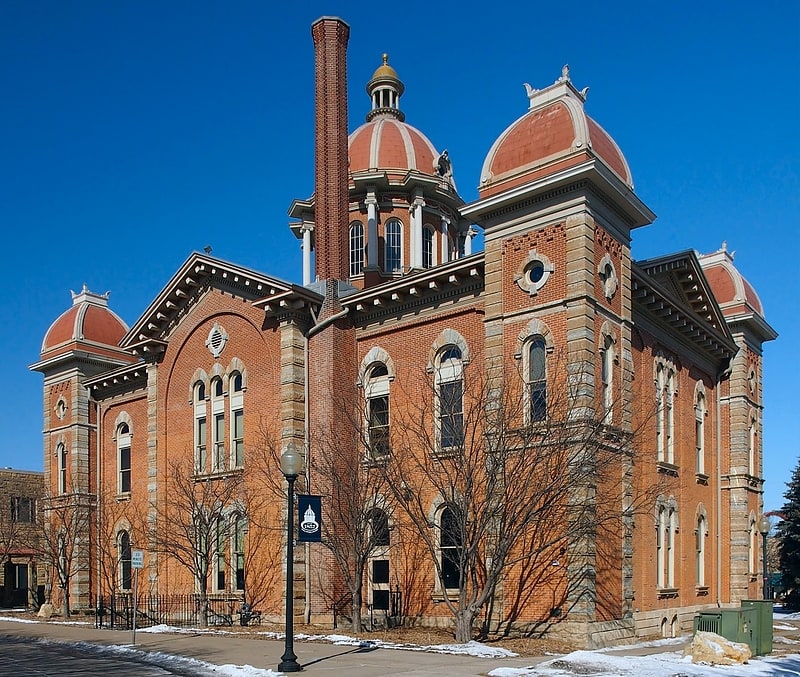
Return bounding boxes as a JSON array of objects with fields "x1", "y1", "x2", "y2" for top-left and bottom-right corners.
[{"x1": 132, "y1": 549, "x2": 144, "y2": 569}]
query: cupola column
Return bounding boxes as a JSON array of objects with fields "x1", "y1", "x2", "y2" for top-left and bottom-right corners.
[
  {"x1": 365, "y1": 193, "x2": 378, "y2": 269},
  {"x1": 410, "y1": 194, "x2": 425, "y2": 269},
  {"x1": 301, "y1": 224, "x2": 314, "y2": 285},
  {"x1": 440, "y1": 217, "x2": 450, "y2": 263}
]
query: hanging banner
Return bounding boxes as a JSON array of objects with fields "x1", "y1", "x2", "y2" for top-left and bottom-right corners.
[{"x1": 297, "y1": 494, "x2": 322, "y2": 542}]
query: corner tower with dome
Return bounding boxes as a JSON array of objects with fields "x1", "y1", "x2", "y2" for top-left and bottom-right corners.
[{"x1": 31, "y1": 17, "x2": 775, "y2": 647}]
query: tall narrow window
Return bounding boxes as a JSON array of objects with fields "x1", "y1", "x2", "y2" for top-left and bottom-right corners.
[
  {"x1": 230, "y1": 372, "x2": 244, "y2": 468},
  {"x1": 117, "y1": 423, "x2": 131, "y2": 494},
  {"x1": 194, "y1": 381, "x2": 207, "y2": 473},
  {"x1": 601, "y1": 336, "x2": 614, "y2": 424},
  {"x1": 422, "y1": 226, "x2": 434, "y2": 268},
  {"x1": 437, "y1": 347, "x2": 464, "y2": 449},
  {"x1": 665, "y1": 371, "x2": 674, "y2": 463},
  {"x1": 749, "y1": 516, "x2": 758, "y2": 574},
  {"x1": 233, "y1": 514, "x2": 245, "y2": 591},
  {"x1": 696, "y1": 514, "x2": 706, "y2": 586},
  {"x1": 657, "y1": 503, "x2": 677, "y2": 589},
  {"x1": 528, "y1": 337, "x2": 547, "y2": 422},
  {"x1": 695, "y1": 389, "x2": 706, "y2": 474},
  {"x1": 385, "y1": 220, "x2": 402, "y2": 273},
  {"x1": 656, "y1": 361, "x2": 676, "y2": 464},
  {"x1": 57, "y1": 444, "x2": 68, "y2": 495},
  {"x1": 367, "y1": 508, "x2": 391, "y2": 611},
  {"x1": 119, "y1": 530, "x2": 132, "y2": 591},
  {"x1": 440, "y1": 506, "x2": 463, "y2": 590},
  {"x1": 350, "y1": 221, "x2": 364, "y2": 276},
  {"x1": 211, "y1": 378, "x2": 225, "y2": 472},
  {"x1": 196, "y1": 417, "x2": 207, "y2": 474},
  {"x1": 366, "y1": 364, "x2": 390, "y2": 459},
  {"x1": 748, "y1": 418, "x2": 757, "y2": 476},
  {"x1": 215, "y1": 519, "x2": 226, "y2": 591}
]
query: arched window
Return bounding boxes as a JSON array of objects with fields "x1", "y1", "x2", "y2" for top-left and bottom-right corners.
[
  {"x1": 117, "y1": 423, "x2": 132, "y2": 494},
  {"x1": 655, "y1": 360, "x2": 676, "y2": 464},
  {"x1": 350, "y1": 221, "x2": 365, "y2": 276},
  {"x1": 230, "y1": 372, "x2": 244, "y2": 468},
  {"x1": 57, "y1": 443, "x2": 68, "y2": 495},
  {"x1": 656, "y1": 501, "x2": 677, "y2": 589},
  {"x1": 436, "y1": 347, "x2": 464, "y2": 450},
  {"x1": 367, "y1": 508, "x2": 391, "y2": 611},
  {"x1": 119, "y1": 530, "x2": 132, "y2": 591},
  {"x1": 366, "y1": 364, "x2": 390, "y2": 459},
  {"x1": 211, "y1": 377, "x2": 225, "y2": 472},
  {"x1": 422, "y1": 226, "x2": 435, "y2": 268},
  {"x1": 749, "y1": 515, "x2": 758, "y2": 574},
  {"x1": 527, "y1": 337, "x2": 547, "y2": 423},
  {"x1": 695, "y1": 388, "x2": 706, "y2": 474},
  {"x1": 194, "y1": 381, "x2": 207, "y2": 474},
  {"x1": 696, "y1": 514, "x2": 707, "y2": 587},
  {"x1": 385, "y1": 220, "x2": 402, "y2": 273},
  {"x1": 439, "y1": 505, "x2": 463, "y2": 590},
  {"x1": 748, "y1": 417, "x2": 757, "y2": 476},
  {"x1": 601, "y1": 336, "x2": 614, "y2": 424}
]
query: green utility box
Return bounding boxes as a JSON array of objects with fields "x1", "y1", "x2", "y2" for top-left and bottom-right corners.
[
  {"x1": 693, "y1": 607, "x2": 757, "y2": 655},
  {"x1": 741, "y1": 599, "x2": 773, "y2": 655}
]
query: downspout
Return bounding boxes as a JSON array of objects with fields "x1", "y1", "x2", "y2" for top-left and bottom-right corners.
[
  {"x1": 716, "y1": 364, "x2": 732, "y2": 607},
  {"x1": 302, "y1": 305, "x2": 350, "y2": 624},
  {"x1": 90, "y1": 388, "x2": 101, "y2": 609}
]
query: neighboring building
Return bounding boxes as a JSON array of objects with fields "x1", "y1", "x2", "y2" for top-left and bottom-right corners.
[
  {"x1": 30, "y1": 18, "x2": 776, "y2": 644},
  {"x1": 0, "y1": 468, "x2": 45, "y2": 608}
]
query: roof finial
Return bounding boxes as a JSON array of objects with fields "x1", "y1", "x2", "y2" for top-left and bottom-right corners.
[{"x1": 558, "y1": 64, "x2": 570, "y2": 83}]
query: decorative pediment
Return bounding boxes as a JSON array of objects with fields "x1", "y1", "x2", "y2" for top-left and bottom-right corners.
[
  {"x1": 120, "y1": 252, "x2": 297, "y2": 357},
  {"x1": 633, "y1": 251, "x2": 736, "y2": 364}
]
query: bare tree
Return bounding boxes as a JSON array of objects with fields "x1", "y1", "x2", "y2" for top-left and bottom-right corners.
[
  {"x1": 28, "y1": 488, "x2": 93, "y2": 617},
  {"x1": 374, "y1": 352, "x2": 660, "y2": 642},
  {"x1": 148, "y1": 459, "x2": 244, "y2": 627},
  {"x1": 94, "y1": 486, "x2": 146, "y2": 601}
]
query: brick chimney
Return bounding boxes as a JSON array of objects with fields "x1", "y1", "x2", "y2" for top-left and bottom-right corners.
[{"x1": 311, "y1": 17, "x2": 350, "y2": 287}]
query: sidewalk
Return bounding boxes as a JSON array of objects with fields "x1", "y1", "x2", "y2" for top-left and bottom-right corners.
[{"x1": 0, "y1": 618, "x2": 548, "y2": 676}]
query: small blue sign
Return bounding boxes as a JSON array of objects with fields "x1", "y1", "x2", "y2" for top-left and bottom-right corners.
[{"x1": 297, "y1": 495, "x2": 322, "y2": 542}]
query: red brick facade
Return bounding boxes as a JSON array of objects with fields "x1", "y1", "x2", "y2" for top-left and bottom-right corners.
[{"x1": 31, "y1": 18, "x2": 776, "y2": 646}]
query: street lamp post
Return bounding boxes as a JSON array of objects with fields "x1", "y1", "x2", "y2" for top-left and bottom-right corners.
[
  {"x1": 758, "y1": 515, "x2": 771, "y2": 601},
  {"x1": 278, "y1": 446, "x2": 304, "y2": 673}
]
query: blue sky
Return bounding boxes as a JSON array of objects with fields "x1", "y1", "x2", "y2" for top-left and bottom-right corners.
[{"x1": 2, "y1": 2, "x2": 797, "y2": 512}]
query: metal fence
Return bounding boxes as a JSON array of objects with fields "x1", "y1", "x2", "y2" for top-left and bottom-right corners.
[{"x1": 95, "y1": 594, "x2": 243, "y2": 630}]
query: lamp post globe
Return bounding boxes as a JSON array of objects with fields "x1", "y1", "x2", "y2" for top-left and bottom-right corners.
[{"x1": 278, "y1": 445, "x2": 304, "y2": 673}]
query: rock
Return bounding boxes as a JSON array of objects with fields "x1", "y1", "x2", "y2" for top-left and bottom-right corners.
[
  {"x1": 685, "y1": 630, "x2": 752, "y2": 665},
  {"x1": 37, "y1": 603, "x2": 54, "y2": 619}
]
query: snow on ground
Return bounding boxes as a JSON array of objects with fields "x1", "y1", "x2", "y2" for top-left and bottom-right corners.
[
  {"x1": 5, "y1": 612, "x2": 800, "y2": 676},
  {"x1": 38, "y1": 638, "x2": 282, "y2": 676},
  {"x1": 489, "y1": 649, "x2": 800, "y2": 676}
]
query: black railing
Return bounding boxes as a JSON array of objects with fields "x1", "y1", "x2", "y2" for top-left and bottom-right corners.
[{"x1": 95, "y1": 594, "x2": 241, "y2": 630}]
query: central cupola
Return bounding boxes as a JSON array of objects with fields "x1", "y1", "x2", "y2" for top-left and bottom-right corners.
[{"x1": 366, "y1": 54, "x2": 405, "y2": 122}]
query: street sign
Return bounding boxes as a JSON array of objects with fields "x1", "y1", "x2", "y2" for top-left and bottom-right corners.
[{"x1": 131, "y1": 549, "x2": 144, "y2": 569}]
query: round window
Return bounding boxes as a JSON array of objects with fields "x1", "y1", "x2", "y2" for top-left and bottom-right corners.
[{"x1": 527, "y1": 260, "x2": 545, "y2": 284}]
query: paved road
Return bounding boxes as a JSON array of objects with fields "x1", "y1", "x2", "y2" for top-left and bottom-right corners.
[{"x1": 0, "y1": 633, "x2": 214, "y2": 677}]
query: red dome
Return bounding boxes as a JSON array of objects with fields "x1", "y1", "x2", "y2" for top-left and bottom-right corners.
[
  {"x1": 349, "y1": 118, "x2": 439, "y2": 177},
  {"x1": 479, "y1": 72, "x2": 632, "y2": 199},
  {"x1": 699, "y1": 246, "x2": 765, "y2": 317},
  {"x1": 42, "y1": 287, "x2": 129, "y2": 356}
]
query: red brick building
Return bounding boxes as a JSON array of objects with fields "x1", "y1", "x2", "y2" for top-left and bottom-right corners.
[{"x1": 30, "y1": 17, "x2": 776, "y2": 645}]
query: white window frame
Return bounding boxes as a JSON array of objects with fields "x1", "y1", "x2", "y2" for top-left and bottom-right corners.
[
  {"x1": 525, "y1": 336, "x2": 547, "y2": 423},
  {"x1": 695, "y1": 386, "x2": 706, "y2": 474},
  {"x1": 350, "y1": 221, "x2": 365, "y2": 277},
  {"x1": 117, "y1": 423, "x2": 132, "y2": 494},
  {"x1": 436, "y1": 347, "x2": 464, "y2": 452},
  {"x1": 384, "y1": 219, "x2": 403, "y2": 273},
  {"x1": 422, "y1": 225, "x2": 435, "y2": 268},
  {"x1": 365, "y1": 364, "x2": 390, "y2": 460},
  {"x1": 57, "y1": 444, "x2": 68, "y2": 495},
  {"x1": 230, "y1": 372, "x2": 244, "y2": 469},
  {"x1": 211, "y1": 378, "x2": 225, "y2": 472}
]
